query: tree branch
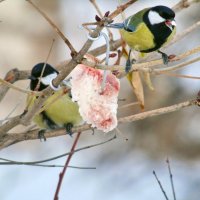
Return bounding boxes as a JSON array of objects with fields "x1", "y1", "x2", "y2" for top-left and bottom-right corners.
[
  {"x1": 0, "y1": 135, "x2": 115, "y2": 166},
  {"x1": 54, "y1": 132, "x2": 81, "y2": 200},
  {"x1": 0, "y1": 99, "x2": 198, "y2": 150},
  {"x1": 173, "y1": 0, "x2": 200, "y2": 12},
  {"x1": 26, "y1": 0, "x2": 77, "y2": 56}
]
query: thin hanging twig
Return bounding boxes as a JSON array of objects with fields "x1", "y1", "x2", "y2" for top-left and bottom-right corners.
[
  {"x1": 153, "y1": 170, "x2": 169, "y2": 200},
  {"x1": 166, "y1": 158, "x2": 177, "y2": 200},
  {"x1": 54, "y1": 132, "x2": 82, "y2": 200},
  {"x1": 26, "y1": 0, "x2": 77, "y2": 56}
]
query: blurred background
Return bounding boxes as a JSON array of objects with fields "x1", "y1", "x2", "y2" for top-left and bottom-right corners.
[{"x1": 0, "y1": 0, "x2": 200, "y2": 199}]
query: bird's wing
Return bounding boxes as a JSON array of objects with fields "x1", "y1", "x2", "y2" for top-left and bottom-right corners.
[{"x1": 124, "y1": 8, "x2": 149, "y2": 32}]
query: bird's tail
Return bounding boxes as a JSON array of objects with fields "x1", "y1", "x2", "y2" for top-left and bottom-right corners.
[{"x1": 106, "y1": 23, "x2": 124, "y2": 29}]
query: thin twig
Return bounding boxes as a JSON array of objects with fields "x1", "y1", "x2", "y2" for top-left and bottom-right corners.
[
  {"x1": 0, "y1": 78, "x2": 40, "y2": 95},
  {"x1": 89, "y1": 0, "x2": 114, "y2": 40},
  {"x1": 0, "y1": 115, "x2": 21, "y2": 136},
  {"x1": 118, "y1": 99, "x2": 196, "y2": 124},
  {"x1": 0, "y1": 160, "x2": 96, "y2": 169},
  {"x1": 166, "y1": 158, "x2": 177, "y2": 200},
  {"x1": 156, "y1": 71, "x2": 200, "y2": 80},
  {"x1": 26, "y1": 0, "x2": 77, "y2": 56},
  {"x1": 0, "y1": 69, "x2": 31, "y2": 102},
  {"x1": 89, "y1": 39, "x2": 122, "y2": 57},
  {"x1": 118, "y1": 0, "x2": 126, "y2": 21},
  {"x1": 0, "y1": 135, "x2": 116, "y2": 163},
  {"x1": 0, "y1": 99, "x2": 197, "y2": 150},
  {"x1": 168, "y1": 20, "x2": 200, "y2": 47},
  {"x1": 54, "y1": 132, "x2": 81, "y2": 200},
  {"x1": 94, "y1": 45, "x2": 200, "y2": 74},
  {"x1": 118, "y1": 102, "x2": 139, "y2": 109},
  {"x1": 153, "y1": 170, "x2": 169, "y2": 200},
  {"x1": 108, "y1": 0, "x2": 138, "y2": 19},
  {"x1": 173, "y1": 0, "x2": 200, "y2": 12},
  {"x1": 36, "y1": 39, "x2": 55, "y2": 91},
  {"x1": 152, "y1": 55, "x2": 200, "y2": 73}
]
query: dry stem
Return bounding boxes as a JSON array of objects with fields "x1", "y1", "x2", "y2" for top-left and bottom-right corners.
[
  {"x1": 26, "y1": 0, "x2": 77, "y2": 56},
  {"x1": 54, "y1": 132, "x2": 81, "y2": 200},
  {"x1": 0, "y1": 99, "x2": 198, "y2": 150}
]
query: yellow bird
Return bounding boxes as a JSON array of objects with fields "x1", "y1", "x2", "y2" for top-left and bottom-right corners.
[
  {"x1": 107, "y1": 5, "x2": 176, "y2": 71},
  {"x1": 27, "y1": 63, "x2": 82, "y2": 138}
]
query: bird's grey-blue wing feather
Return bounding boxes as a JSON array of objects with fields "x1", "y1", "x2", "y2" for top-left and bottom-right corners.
[{"x1": 106, "y1": 23, "x2": 125, "y2": 29}]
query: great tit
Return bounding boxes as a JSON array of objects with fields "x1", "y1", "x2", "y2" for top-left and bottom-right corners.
[
  {"x1": 107, "y1": 5, "x2": 176, "y2": 71},
  {"x1": 27, "y1": 63, "x2": 83, "y2": 137}
]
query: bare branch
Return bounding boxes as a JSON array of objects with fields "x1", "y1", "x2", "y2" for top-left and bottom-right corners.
[
  {"x1": 26, "y1": 0, "x2": 77, "y2": 56},
  {"x1": 89, "y1": 39, "x2": 122, "y2": 57},
  {"x1": 153, "y1": 170, "x2": 169, "y2": 200},
  {"x1": 166, "y1": 158, "x2": 177, "y2": 200},
  {"x1": 108, "y1": 0, "x2": 138, "y2": 19},
  {"x1": 150, "y1": 56, "x2": 200, "y2": 74},
  {"x1": 0, "y1": 115, "x2": 21, "y2": 136},
  {"x1": 118, "y1": 99, "x2": 197, "y2": 124},
  {"x1": 0, "y1": 78, "x2": 39, "y2": 95},
  {"x1": 0, "y1": 160, "x2": 96, "y2": 170},
  {"x1": 94, "y1": 45, "x2": 200, "y2": 76},
  {"x1": 173, "y1": 0, "x2": 200, "y2": 12},
  {"x1": 54, "y1": 132, "x2": 81, "y2": 200},
  {"x1": 89, "y1": 0, "x2": 114, "y2": 40},
  {"x1": 0, "y1": 135, "x2": 116, "y2": 164},
  {"x1": 119, "y1": 102, "x2": 139, "y2": 109},
  {"x1": 0, "y1": 99, "x2": 198, "y2": 150},
  {"x1": 0, "y1": 69, "x2": 31, "y2": 102},
  {"x1": 155, "y1": 71, "x2": 200, "y2": 80}
]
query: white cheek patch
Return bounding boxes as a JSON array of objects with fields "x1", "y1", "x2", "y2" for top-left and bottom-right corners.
[
  {"x1": 41, "y1": 72, "x2": 58, "y2": 86},
  {"x1": 148, "y1": 10, "x2": 165, "y2": 25}
]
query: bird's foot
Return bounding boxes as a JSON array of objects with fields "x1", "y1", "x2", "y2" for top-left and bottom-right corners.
[
  {"x1": 68, "y1": 90, "x2": 72, "y2": 99},
  {"x1": 91, "y1": 128, "x2": 95, "y2": 135},
  {"x1": 65, "y1": 123, "x2": 73, "y2": 137},
  {"x1": 125, "y1": 58, "x2": 131, "y2": 73},
  {"x1": 158, "y1": 50, "x2": 169, "y2": 65},
  {"x1": 38, "y1": 129, "x2": 46, "y2": 142},
  {"x1": 125, "y1": 58, "x2": 135, "y2": 73}
]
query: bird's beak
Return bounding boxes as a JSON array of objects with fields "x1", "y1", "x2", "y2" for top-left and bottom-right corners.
[
  {"x1": 28, "y1": 75, "x2": 37, "y2": 80},
  {"x1": 171, "y1": 20, "x2": 176, "y2": 27},
  {"x1": 165, "y1": 19, "x2": 176, "y2": 31}
]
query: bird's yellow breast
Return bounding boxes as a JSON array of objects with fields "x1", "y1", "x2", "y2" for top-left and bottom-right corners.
[
  {"x1": 120, "y1": 22, "x2": 155, "y2": 51},
  {"x1": 27, "y1": 90, "x2": 82, "y2": 129}
]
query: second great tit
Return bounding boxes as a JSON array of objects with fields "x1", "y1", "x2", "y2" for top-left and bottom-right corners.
[
  {"x1": 107, "y1": 5, "x2": 176, "y2": 71},
  {"x1": 27, "y1": 63, "x2": 83, "y2": 137}
]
